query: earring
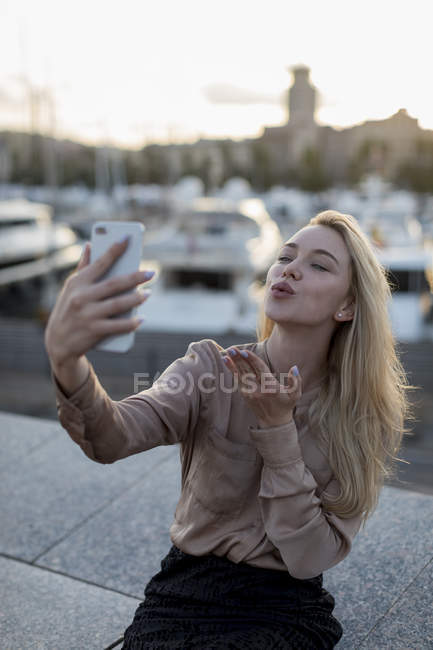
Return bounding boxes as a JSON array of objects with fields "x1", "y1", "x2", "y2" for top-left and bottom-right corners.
[{"x1": 338, "y1": 313, "x2": 342, "y2": 318}]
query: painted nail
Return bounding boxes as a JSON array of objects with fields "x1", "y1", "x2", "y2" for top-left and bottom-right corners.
[
  {"x1": 119, "y1": 235, "x2": 130, "y2": 244},
  {"x1": 228, "y1": 349, "x2": 237, "y2": 357},
  {"x1": 79, "y1": 244, "x2": 88, "y2": 263},
  {"x1": 223, "y1": 356, "x2": 230, "y2": 364},
  {"x1": 239, "y1": 350, "x2": 249, "y2": 358},
  {"x1": 293, "y1": 365, "x2": 299, "y2": 376},
  {"x1": 141, "y1": 270, "x2": 155, "y2": 281}
]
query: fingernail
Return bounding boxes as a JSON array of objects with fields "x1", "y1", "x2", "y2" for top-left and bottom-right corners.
[
  {"x1": 142, "y1": 270, "x2": 155, "y2": 281},
  {"x1": 119, "y1": 235, "x2": 130, "y2": 244},
  {"x1": 293, "y1": 365, "x2": 299, "y2": 376},
  {"x1": 239, "y1": 350, "x2": 248, "y2": 358},
  {"x1": 223, "y1": 356, "x2": 230, "y2": 364},
  {"x1": 228, "y1": 349, "x2": 237, "y2": 357},
  {"x1": 136, "y1": 317, "x2": 145, "y2": 324}
]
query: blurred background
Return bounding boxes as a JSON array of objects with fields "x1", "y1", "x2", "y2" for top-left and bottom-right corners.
[{"x1": 1, "y1": 0, "x2": 432, "y2": 494}]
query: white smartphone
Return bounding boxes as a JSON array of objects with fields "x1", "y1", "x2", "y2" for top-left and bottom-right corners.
[{"x1": 90, "y1": 221, "x2": 145, "y2": 353}]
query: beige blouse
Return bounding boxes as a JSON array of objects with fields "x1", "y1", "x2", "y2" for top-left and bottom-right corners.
[{"x1": 51, "y1": 337, "x2": 363, "y2": 580}]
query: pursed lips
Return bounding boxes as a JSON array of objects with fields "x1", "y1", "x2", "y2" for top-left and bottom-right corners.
[{"x1": 270, "y1": 281, "x2": 296, "y2": 294}]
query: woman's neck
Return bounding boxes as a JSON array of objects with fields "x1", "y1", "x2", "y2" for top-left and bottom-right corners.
[{"x1": 265, "y1": 326, "x2": 329, "y2": 394}]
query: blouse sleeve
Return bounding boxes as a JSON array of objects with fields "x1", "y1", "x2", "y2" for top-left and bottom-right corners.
[
  {"x1": 248, "y1": 419, "x2": 363, "y2": 579},
  {"x1": 51, "y1": 340, "x2": 215, "y2": 464}
]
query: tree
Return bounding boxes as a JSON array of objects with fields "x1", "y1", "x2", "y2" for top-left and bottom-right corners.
[
  {"x1": 296, "y1": 146, "x2": 330, "y2": 192},
  {"x1": 347, "y1": 139, "x2": 389, "y2": 186},
  {"x1": 143, "y1": 146, "x2": 169, "y2": 185},
  {"x1": 250, "y1": 141, "x2": 273, "y2": 191},
  {"x1": 394, "y1": 139, "x2": 433, "y2": 194}
]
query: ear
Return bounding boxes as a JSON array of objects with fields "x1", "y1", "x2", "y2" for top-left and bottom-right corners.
[
  {"x1": 343, "y1": 301, "x2": 355, "y2": 321},
  {"x1": 336, "y1": 297, "x2": 355, "y2": 322}
]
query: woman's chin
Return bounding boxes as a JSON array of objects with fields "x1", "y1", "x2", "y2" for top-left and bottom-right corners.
[
  {"x1": 265, "y1": 310, "x2": 293, "y2": 324},
  {"x1": 264, "y1": 306, "x2": 306, "y2": 325}
]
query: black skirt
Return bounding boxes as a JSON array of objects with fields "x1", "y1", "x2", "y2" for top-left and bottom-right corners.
[{"x1": 122, "y1": 545, "x2": 343, "y2": 649}]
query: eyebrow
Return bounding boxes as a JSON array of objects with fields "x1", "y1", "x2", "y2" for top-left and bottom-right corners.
[{"x1": 282, "y1": 242, "x2": 340, "y2": 267}]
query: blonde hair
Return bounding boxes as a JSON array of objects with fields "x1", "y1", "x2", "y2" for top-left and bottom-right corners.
[{"x1": 256, "y1": 210, "x2": 420, "y2": 528}]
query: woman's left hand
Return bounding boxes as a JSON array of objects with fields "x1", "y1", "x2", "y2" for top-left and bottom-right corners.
[{"x1": 222, "y1": 347, "x2": 302, "y2": 428}]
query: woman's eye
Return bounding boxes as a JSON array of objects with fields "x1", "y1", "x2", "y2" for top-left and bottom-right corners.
[{"x1": 277, "y1": 257, "x2": 327, "y2": 271}]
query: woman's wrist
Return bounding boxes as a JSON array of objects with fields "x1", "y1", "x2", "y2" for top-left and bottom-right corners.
[
  {"x1": 50, "y1": 355, "x2": 90, "y2": 398},
  {"x1": 257, "y1": 413, "x2": 294, "y2": 429}
]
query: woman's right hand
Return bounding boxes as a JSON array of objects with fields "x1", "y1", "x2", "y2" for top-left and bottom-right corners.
[{"x1": 44, "y1": 237, "x2": 153, "y2": 366}]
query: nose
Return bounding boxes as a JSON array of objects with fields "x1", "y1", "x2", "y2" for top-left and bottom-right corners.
[{"x1": 282, "y1": 259, "x2": 301, "y2": 280}]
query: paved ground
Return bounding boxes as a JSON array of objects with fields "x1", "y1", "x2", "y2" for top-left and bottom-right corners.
[{"x1": 0, "y1": 410, "x2": 432, "y2": 649}]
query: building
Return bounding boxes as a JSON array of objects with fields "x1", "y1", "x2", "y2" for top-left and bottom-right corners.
[{"x1": 258, "y1": 65, "x2": 433, "y2": 185}]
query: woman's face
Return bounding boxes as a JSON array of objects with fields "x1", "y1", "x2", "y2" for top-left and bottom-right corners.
[{"x1": 264, "y1": 225, "x2": 354, "y2": 327}]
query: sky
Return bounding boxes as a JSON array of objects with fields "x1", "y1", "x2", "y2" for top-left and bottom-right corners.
[{"x1": 0, "y1": 0, "x2": 432, "y2": 148}]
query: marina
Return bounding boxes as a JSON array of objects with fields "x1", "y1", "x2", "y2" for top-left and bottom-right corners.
[{"x1": 0, "y1": 177, "x2": 433, "y2": 341}]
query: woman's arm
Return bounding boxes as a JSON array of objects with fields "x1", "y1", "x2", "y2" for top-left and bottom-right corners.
[
  {"x1": 50, "y1": 355, "x2": 91, "y2": 397},
  {"x1": 249, "y1": 420, "x2": 363, "y2": 580},
  {"x1": 51, "y1": 339, "x2": 216, "y2": 464},
  {"x1": 223, "y1": 347, "x2": 362, "y2": 579}
]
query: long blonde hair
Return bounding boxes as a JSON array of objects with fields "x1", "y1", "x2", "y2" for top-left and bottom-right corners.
[{"x1": 256, "y1": 210, "x2": 420, "y2": 528}]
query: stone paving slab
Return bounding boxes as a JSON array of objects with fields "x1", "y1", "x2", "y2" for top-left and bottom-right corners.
[
  {"x1": 325, "y1": 486, "x2": 433, "y2": 649},
  {"x1": 37, "y1": 450, "x2": 181, "y2": 598},
  {"x1": 0, "y1": 556, "x2": 139, "y2": 650},
  {"x1": 359, "y1": 557, "x2": 433, "y2": 649},
  {"x1": 0, "y1": 415, "x2": 174, "y2": 562},
  {"x1": 0, "y1": 410, "x2": 59, "y2": 469}
]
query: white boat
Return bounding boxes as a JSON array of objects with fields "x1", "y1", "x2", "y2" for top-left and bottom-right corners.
[
  {"x1": 136, "y1": 197, "x2": 283, "y2": 335},
  {"x1": 262, "y1": 186, "x2": 315, "y2": 238},
  {"x1": 0, "y1": 199, "x2": 78, "y2": 269},
  {"x1": 360, "y1": 198, "x2": 424, "y2": 249},
  {"x1": 373, "y1": 243, "x2": 433, "y2": 343},
  {"x1": 354, "y1": 184, "x2": 433, "y2": 342},
  {"x1": 0, "y1": 199, "x2": 82, "y2": 318}
]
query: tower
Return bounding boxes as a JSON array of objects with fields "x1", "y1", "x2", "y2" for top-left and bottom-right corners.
[{"x1": 288, "y1": 65, "x2": 316, "y2": 126}]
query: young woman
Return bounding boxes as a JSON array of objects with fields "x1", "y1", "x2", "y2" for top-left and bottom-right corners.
[{"x1": 45, "y1": 210, "x2": 416, "y2": 649}]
